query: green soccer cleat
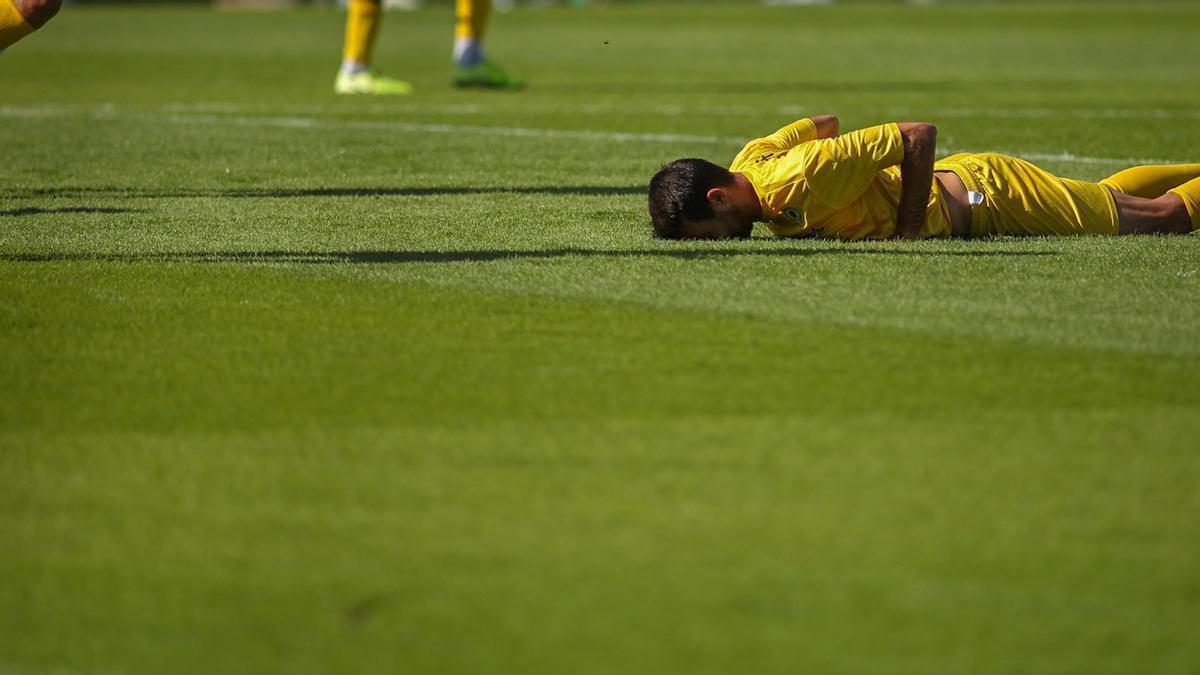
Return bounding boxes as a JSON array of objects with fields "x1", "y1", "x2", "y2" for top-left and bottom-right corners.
[
  {"x1": 334, "y1": 69, "x2": 413, "y2": 95},
  {"x1": 453, "y1": 60, "x2": 525, "y2": 90}
]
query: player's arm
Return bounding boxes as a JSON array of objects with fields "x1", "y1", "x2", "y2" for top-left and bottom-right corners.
[
  {"x1": 761, "y1": 116, "x2": 834, "y2": 149},
  {"x1": 894, "y1": 122, "x2": 938, "y2": 239},
  {"x1": 808, "y1": 115, "x2": 839, "y2": 139}
]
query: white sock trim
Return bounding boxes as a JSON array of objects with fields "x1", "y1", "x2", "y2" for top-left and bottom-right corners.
[{"x1": 453, "y1": 38, "x2": 484, "y2": 67}]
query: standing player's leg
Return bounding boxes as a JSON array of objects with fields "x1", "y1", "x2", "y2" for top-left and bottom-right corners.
[
  {"x1": 1100, "y1": 164, "x2": 1200, "y2": 199},
  {"x1": 335, "y1": 0, "x2": 411, "y2": 95},
  {"x1": 452, "y1": 0, "x2": 487, "y2": 67},
  {"x1": 0, "y1": 0, "x2": 60, "y2": 52},
  {"x1": 452, "y1": 0, "x2": 524, "y2": 89}
]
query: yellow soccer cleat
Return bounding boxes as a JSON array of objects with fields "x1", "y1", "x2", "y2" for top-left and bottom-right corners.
[
  {"x1": 334, "y1": 69, "x2": 413, "y2": 95},
  {"x1": 453, "y1": 60, "x2": 525, "y2": 90}
]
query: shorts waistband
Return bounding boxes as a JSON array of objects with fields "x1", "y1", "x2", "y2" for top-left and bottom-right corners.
[{"x1": 939, "y1": 156, "x2": 992, "y2": 238}]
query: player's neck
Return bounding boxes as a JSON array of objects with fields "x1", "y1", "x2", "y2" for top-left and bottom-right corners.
[{"x1": 731, "y1": 172, "x2": 764, "y2": 220}]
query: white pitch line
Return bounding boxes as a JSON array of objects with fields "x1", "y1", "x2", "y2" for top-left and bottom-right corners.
[
  {"x1": 0, "y1": 105, "x2": 738, "y2": 144},
  {"x1": 937, "y1": 147, "x2": 1180, "y2": 167},
  {"x1": 0, "y1": 104, "x2": 1188, "y2": 165},
  {"x1": 147, "y1": 112, "x2": 1196, "y2": 166},
  {"x1": 0, "y1": 105, "x2": 72, "y2": 119},
  {"x1": 1009, "y1": 151, "x2": 1181, "y2": 166},
  {"x1": 154, "y1": 100, "x2": 1200, "y2": 122},
  {"x1": 11, "y1": 100, "x2": 1200, "y2": 122},
  {"x1": 879, "y1": 106, "x2": 1200, "y2": 122},
  {"x1": 146, "y1": 111, "x2": 747, "y2": 146}
]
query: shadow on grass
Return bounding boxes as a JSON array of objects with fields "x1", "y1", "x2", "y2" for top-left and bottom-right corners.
[
  {"x1": 2, "y1": 185, "x2": 646, "y2": 200},
  {"x1": 0, "y1": 206, "x2": 145, "y2": 217},
  {"x1": 0, "y1": 247, "x2": 1059, "y2": 264}
]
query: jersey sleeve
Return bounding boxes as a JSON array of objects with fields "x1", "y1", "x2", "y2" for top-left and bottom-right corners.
[
  {"x1": 729, "y1": 118, "x2": 822, "y2": 172},
  {"x1": 760, "y1": 118, "x2": 820, "y2": 150},
  {"x1": 802, "y1": 123, "x2": 905, "y2": 209}
]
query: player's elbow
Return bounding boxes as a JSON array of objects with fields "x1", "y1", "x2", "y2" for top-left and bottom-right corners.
[
  {"x1": 901, "y1": 122, "x2": 936, "y2": 141},
  {"x1": 810, "y1": 115, "x2": 839, "y2": 138},
  {"x1": 898, "y1": 122, "x2": 937, "y2": 156},
  {"x1": 40, "y1": 0, "x2": 62, "y2": 24}
]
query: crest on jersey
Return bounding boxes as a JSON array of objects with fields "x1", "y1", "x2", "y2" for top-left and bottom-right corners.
[{"x1": 783, "y1": 207, "x2": 804, "y2": 225}]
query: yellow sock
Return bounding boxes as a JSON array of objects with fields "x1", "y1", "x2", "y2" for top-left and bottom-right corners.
[
  {"x1": 1168, "y1": 176, "x2": 1200, "y2": 232},
  {"x1": 342, "y1": 0, "x2": 381, "y2": 68},
  {"x1": 1, "y1": 0, "x2": 35, "y2": 50},
  {"x1": 455, "y1": 0, "x2": 489, "y2": 41},
  {"x1": 1100, "y1": 164, "x2": 1200, "y2": 199}
]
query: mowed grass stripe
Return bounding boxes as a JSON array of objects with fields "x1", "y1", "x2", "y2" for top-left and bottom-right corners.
[
  {"x1": 2, "y1": 261, "x2": 1196, "y2": 432},
  {"x1": 3, "y1": 267, "x2": 1199, "y2": 673}
]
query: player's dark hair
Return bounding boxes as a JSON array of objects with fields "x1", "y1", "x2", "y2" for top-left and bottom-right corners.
[{"x1": 647, "y1": 158, "x2": 735, "y2": 239}]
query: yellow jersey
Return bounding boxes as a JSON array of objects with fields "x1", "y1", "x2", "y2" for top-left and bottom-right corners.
[{"x1": 730, "y1": 120, "x2": 952, "y2": 240}]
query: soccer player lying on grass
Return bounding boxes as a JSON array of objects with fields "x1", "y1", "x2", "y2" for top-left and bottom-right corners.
[{"x1": 648, "y1": 115, "x2": 1200, "y2": 240}]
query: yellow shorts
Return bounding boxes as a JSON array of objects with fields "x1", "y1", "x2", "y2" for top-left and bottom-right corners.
[{"x1": 936, "y1": 153, "x2": 1120, "y2": 237}]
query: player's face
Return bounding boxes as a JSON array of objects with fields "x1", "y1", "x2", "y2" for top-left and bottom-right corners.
[{"x1": 678, "y1": 213, "x2": 754, "y2": 240}]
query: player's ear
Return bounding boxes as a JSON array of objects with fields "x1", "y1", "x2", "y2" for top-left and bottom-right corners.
[{"x1": 706, "y1": 187, "x2": 728, "y2": 207}]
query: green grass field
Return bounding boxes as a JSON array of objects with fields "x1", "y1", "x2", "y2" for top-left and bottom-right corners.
[{"x1": 2, "y1": 2, "x2": 1199, "y2": 673}]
